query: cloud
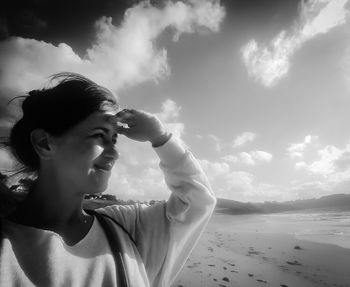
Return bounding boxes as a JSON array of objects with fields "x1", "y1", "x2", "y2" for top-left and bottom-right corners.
[
  {"x1": 289, "y1": 136, "x2": 350, "y2": 176},
  {"x1": 0, "y1": 0, "x2": 225, "y2": 121},
  {"x1": 0, "y1": 19, "x2": 9, "y2": 40},
  {"x1": 306, "y1": 145, "x2": 344, "y2": 175},
  {"x1": 290, "y1": 139, "x2": 350, "y2": 198},
  {"x1": 198, "y1": 157, "x2": 282, "y2": 202},
  {"x1": 198, "y1": 159, "x2": 230, "y2": 180},
  {"x1": 156, "y1": 99, "x2": 185, "y2": 139},
  {"x1": 288, "y1": 135, "x2": 319, "y2": 159},
  {"x1": 223, "y1": 171, "x2": 285, "y2": 202},
  {"x1": 223, "y1": 150, "x2": 272, "y2": 166},
  {"x1": 157, "y1": 99, "x2": 182, "y2": 122},
  {"x1": 297, "y1": 143, "x2": 347, "y2": 175},
  {"x1": 232, "y1": 132, "x2": 256, "y2": 148},
  {"x1": 241, "y1": 0, "x2": 349, "y2": 87}
]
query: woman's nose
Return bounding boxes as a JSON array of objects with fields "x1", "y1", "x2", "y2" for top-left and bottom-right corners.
[{"x1": 103, "y1": 141, "x2": 119, "y2": 160}]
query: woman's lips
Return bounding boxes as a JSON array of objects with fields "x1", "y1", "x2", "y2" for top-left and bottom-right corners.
[{"x1": 94, "y1": 162, "x2": 114, "y2": 171}]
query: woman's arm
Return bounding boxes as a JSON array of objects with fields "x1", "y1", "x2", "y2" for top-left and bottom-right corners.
[
  {"x1": 101, "y1": 109, "x2": 216, "y2": 286},
  {"x1": 152, "y1": 136, "x2": 216, "y2": 286}
]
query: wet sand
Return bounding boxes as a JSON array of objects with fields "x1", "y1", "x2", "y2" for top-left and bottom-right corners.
[{"x1": 172, "y1": 213, "x2": 350, "y2": 287}]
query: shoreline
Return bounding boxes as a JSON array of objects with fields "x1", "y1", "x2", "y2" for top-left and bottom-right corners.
[{"x1": 172, "y1": 213, "x2": 350, "y2": 287}]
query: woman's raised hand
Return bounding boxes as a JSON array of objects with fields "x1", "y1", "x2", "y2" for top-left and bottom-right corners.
[{"x1": 116, "y1": 109, "x2": 171, "y2": 147}]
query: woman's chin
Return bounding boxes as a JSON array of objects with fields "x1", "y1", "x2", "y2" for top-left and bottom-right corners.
[{"x1": 89, "y1": 168, "x2": 111, "y2": 189}]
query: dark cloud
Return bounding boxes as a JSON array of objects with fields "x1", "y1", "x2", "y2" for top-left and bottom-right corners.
[
  {"x1": 0, "y1": 0, "x2": 135, "y2": 54},
  {"x1": 0, "y1": 18, "x2": 9, "y2": 40}
]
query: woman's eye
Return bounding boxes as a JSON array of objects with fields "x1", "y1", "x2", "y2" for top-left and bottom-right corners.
[{"x1": 93, "y1": 133, "x2": 104, "y2": 139}]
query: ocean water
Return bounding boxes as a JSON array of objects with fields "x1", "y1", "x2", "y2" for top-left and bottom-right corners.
[{"x1": 261, "y1": 208, "x2": 350, "y2": 249}]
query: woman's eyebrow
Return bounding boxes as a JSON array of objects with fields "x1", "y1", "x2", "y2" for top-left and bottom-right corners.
[{"x1": 91, "y1": 127, "x2": 118, "y2": 137}]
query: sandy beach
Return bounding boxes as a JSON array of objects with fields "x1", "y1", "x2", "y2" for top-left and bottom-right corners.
[{"x1": 172, "y1": 212, "x2": 350, "y2": 287}]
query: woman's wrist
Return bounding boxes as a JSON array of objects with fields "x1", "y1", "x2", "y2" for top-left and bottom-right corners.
[{"x1": 151, "y1": 132, "x2": 172, "y2": 148}]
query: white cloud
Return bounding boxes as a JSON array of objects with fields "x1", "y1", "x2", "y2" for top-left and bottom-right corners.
[
  {"x1": 223, "y1": 150, "x2": 272, "y2": 166},
  {"x1": 197, "y1": 157, "x2": 281, "y2": 202},
  {"x1": 232, "y1": 132, "x2": 256, "y2": 148},
  {"x1": 295, "y1": 161, "x2": 307, "y2": 169},
  {"x1": 289, "y1": 137, "x2": 350, "y2": 176},
  {"x1": 224, "y1": 170, "x2": 254, "y2": 193},
  {"x1": 241, "y1": 0, "x2": 349, "y2": 87},
  {"x1": 290, "y1": 139, "x2": 350, "y2": 198},
  {"x1": 222, "y1": 171, "x2": 286, "y2": 202},
  {"x1": 198, "y1": 159, "x2": 230, "y2": 180},
  {"x1": 250, "y1": 150, "x2": 273, "y2": 163},
  {"x1": 303, "y1": 144, "x2": 344, "y2": 175},
  {"x1": 157, "y1": 99, "x2": 182, "y2": 122},
  {"x1": 156, "y1": 99, "x2": 185, "y2": 139},
  {"x1": 288, "y1": 135, "x2": 319, "y2": 159},
  {"x1": 0, "y1": 0, "x2": 225, "y2": 109}
]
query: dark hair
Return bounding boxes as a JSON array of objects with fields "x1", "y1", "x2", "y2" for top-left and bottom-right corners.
[{"x1": 8, "y1": 72, "x2": 119, "y2": 172}]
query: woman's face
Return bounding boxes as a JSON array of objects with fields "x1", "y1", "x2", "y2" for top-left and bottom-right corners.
[{"x1": 49, "y1": 111, "x2": 119, "y2": 195}]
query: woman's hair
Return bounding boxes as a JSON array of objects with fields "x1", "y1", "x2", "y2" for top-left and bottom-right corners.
[{"x1": 7, "y1": 72, "x2": 119, "y2": 173}]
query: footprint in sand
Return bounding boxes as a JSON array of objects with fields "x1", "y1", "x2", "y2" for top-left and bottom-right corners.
[
  {"x1": 257, "y1": 279, "x2": 268, "y2": 284},
  {"x1": 187, "y1": 262, "x2": 201, "y2": 269},
  {"x1": 222, "y1": 277, "x2": 230, "y2": 282},
  {"x1": 248, "y1": 273, "x2": 254, "y2": 277},
  {"x1": 280, "y1": 285, "x2": 289, "y2": 287},
  {"x1": 208, "y1": 264, "x2": 216, "y2": 267},
  {"x1": 286, "y1": 260, "x2": 302, "y2": 266}
]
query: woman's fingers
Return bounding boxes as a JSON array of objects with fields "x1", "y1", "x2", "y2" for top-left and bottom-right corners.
[
  {"x1": 116, "y1": 108, "x2": 137, "y2": 116},
  {"x1": 116, "y1": 109, "x2": 137, "y2": 126}
]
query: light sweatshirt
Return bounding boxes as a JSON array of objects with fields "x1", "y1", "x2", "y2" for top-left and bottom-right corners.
[{"x1": 0, "y1": 136, "x2": 216, "y2": 287}]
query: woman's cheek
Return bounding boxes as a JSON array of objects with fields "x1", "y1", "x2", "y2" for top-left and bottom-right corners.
[{"x1": 90, "y1": 145, "x2": 105, "y2": 159}]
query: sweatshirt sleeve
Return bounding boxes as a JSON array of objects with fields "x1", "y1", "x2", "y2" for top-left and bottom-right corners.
[{"x1": 100, "y1": 136, "x2": 216, "y2": 286}]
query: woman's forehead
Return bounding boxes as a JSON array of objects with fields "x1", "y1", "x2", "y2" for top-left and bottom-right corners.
[{"x1": 83, "y1": 111, "x2": 118, "y2": 130}]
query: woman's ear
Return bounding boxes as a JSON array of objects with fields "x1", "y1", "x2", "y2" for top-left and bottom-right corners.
[{"x1": 30, "y1": 129, "x2": 55, "y2": 160}]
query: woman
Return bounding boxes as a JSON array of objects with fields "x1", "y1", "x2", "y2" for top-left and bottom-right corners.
[{"x1": 0, "y1": 73, "x2": 216, "y2": 287}]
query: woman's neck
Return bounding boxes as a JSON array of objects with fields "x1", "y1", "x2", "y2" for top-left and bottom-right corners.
[{"x1": 9, "y1": 172, "x2": 88, "y2": 230}]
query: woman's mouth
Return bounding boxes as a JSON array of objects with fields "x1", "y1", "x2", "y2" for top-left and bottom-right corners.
[{"x1": 94, "y1": 162, "x2": 114, "y2": 172}]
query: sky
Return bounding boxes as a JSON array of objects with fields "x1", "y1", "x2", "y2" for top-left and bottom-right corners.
[{"x1": 0, "y1": 0, "x2": 350, "y2": 203}]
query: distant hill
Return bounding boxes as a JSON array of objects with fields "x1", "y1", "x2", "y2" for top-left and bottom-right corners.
[
  {"x1": 80, "y1": 194, "x2": 350, "y2": 214},
  {"x1": 215, "y1": 194, "x2": 350, "y2": 215}
]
